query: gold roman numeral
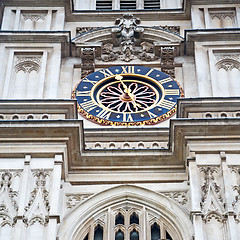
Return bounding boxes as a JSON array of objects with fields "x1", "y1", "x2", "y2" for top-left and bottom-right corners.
[
  {"x1": 82, "y1": 78, "x2": 97, "y2": 85},
  {"x1": 96, "y1": 109, "x2": 111, "y2": 120},
  {"x1": 158, "y1": 99, "x2": 175, "y2": 110},
  {"x1": 121, "y1": 66, "x2": 135, "y2": 74},
  {"x1": 165, "y1": 89, "x2": 179, "y2": 95},
  {"x1": 123, "y1": 113, "x2": 133, "y2": 122},
  {"x1": 99, "y1": 69, "x2": 114, "y2": 78},
  {"x1": 145, "y1": 69, "x2": 154, "y2": 76},
  {"x1": 80, "y1": 99, "x2": 97, "y2": 112},
  {"x1": 159, "y1": 77, "x2": 173, "y2": 84},
  {"x1": 76, "y1": 90, "x2": 91, "y2": 96},
  {"x1": 147, "y1": 111, "x2": 157, "y2": 118}
]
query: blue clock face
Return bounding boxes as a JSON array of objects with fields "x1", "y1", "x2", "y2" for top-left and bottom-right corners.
[{"x1": 72, "y1": 65, "x2": 184, "y2": 126}]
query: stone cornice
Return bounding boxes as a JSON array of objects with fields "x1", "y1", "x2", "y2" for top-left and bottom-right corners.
[
  {"x1": 0, "y1": 31, "x2": 71, "y2": 57},
  {"x1": 185, "y1": 29, "x2": 240, "y2": 55},
  {"x1": 1, "y1": 117, "x2": 240, "y2": 183}
]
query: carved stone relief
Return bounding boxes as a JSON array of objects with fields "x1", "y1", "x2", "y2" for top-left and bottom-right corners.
[
  {"x1": 199, "y1": 166, "x2": 226, "y2": 222},
  {"x1": 81, "y1": 48, "x2": 95, "y2": 79},
  {"x1": 21, "y1": 13, "x2": 47, "y2": 22},
  {"x1": 66, "y1": 194, "x2": 93, "y2": 209},
  {"x1": 160, "y1": 47, "x2": 176, "y2": 78},
  {"x1": 97, "y1": 14, "x2": 158, "y2": 62},
  {"x1": 76, "y1": 27, "x2": 101, "y2": 36},
  {"x1": 215, "y1": 54, "x2": 240, "y2": 71},
  {"x1": 155, "y1": 25, "x2": 180, "y2": 35},
  {"x1": 162, "y1": 191, "x2": 188, "y2": 206},
  {"x1": 14, "y1": 56, "x2": 41, "y2": 73},
  {"x1": 229, "y1": 166, "x2": 240, "y2": 222},
  {"x1": 209, "y1": 11, "x2": 235, "y2": 20},
  {"x1": 24, "y1": 169, "x2": 51, "y2": 226},
  {"x1": 0, "y1": 171, "x2": 21, "y2": 227}
]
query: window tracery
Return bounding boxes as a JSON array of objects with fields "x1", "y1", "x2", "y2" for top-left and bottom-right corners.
[{"x1": 80, "y1": 203, "x2": 176, "y2": 240}]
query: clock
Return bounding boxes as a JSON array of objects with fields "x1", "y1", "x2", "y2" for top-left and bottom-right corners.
[{"x1": 72, "y1": 65, "x2": 184, "y2": 126}]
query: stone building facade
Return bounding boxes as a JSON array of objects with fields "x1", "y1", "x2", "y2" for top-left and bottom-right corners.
[{"x1": 0, "y1": 0, "x2": 240, "y2": 239}]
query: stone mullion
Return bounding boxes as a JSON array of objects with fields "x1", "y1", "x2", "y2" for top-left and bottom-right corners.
[
  {"x1": 46, "y1": 155, "x2": 62, "y2": 240},
  {"x1": 13, "y1": 155, "x2": 31, "y2": 240},
  {"x1": 221, "y1": 153, "x2": 238, "y2": 240},
  {"x1": 188, "y1": 155, "x2": 205, "y2": 240}
]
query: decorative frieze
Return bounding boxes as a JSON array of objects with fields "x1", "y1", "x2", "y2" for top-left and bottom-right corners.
[
  {"x1": 209, "y1": 11, "x2": 235, "y2": 20},
  {"x1": 21, "y1": 13, "x2": 47, "y2": 22}
]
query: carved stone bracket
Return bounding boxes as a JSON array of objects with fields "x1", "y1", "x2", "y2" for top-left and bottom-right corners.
[
  {"x1": 160, "y1": 47, "x2": 176, "y2": 78},
  {"x1": 81, "y1": 48, "x2": 95, "y2": 79}
]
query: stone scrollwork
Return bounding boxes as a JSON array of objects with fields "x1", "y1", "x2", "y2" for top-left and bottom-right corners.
[
  {"x1": 23, "y1": 169, "x2": 52, "y2": 226},
  {"x1": 66, "y1": 194, "x2": 93, "y2": 209},
  {"x1": 98, "y1": 14, "x2": 158, "y2": 62},
  {"x1": 0, "y1": 171, "x2": 21, "y2": 227}
]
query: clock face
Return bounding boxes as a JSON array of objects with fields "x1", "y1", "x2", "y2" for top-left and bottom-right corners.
[{"x1": 72, "y1": 65, "x2": 184, "y2": 126}]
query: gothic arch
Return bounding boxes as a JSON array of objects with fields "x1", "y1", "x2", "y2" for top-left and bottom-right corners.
[{"x1": 57, "y1": 185, "x2": 193, "y2": 240}]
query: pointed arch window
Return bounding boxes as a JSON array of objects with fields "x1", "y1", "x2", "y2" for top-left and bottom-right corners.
[
  {"x1": 151, "y1": 223, "x2": 160, "y2": 240},
  {"x1": 84, "y1": 233, "x2": 89, "y2": 240},
  {"x1": 166, "y1": 230, "x2": 173, "y2": 240},
  {"x1": 130, "y1": 229, "x2": 139, "y2": 240},
  {"x1": 115, "y1": 212, "x2": 125, "y2": 225},
  {"x1": 94, "y1": 225, "x2": 103, "y2": 240},
  {"x1": 130, "y1": 212, "x2": 139, "y2": 225},
  {"x1": 115, "y1": 229, "x2": 124, "y2": 240}
]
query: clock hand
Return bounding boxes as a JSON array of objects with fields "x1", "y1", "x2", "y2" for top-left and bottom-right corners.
[
  {"x1": 115, "y1": 75, "x2": 141, "y2": 109},
  {"x1": 115, "y1": 75, "x2": 128, "y2": 93}
]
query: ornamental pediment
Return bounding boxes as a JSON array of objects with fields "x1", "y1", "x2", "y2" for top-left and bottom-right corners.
[{"x1": 72, "y1": 14, "x2": 183, "y2": 62}]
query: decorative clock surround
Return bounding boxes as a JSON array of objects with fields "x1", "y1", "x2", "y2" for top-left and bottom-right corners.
[{"x1": 72, "y1": 65, "x2": 184, "y2": 126}]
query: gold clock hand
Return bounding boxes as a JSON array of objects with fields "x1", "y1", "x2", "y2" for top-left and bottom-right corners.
[
  {"x1": 115, "y1": 75, "x2": 128, "y2": 93},
  {"x1": 115, "y1": 74, "x2": 141, "y2": 109}
]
